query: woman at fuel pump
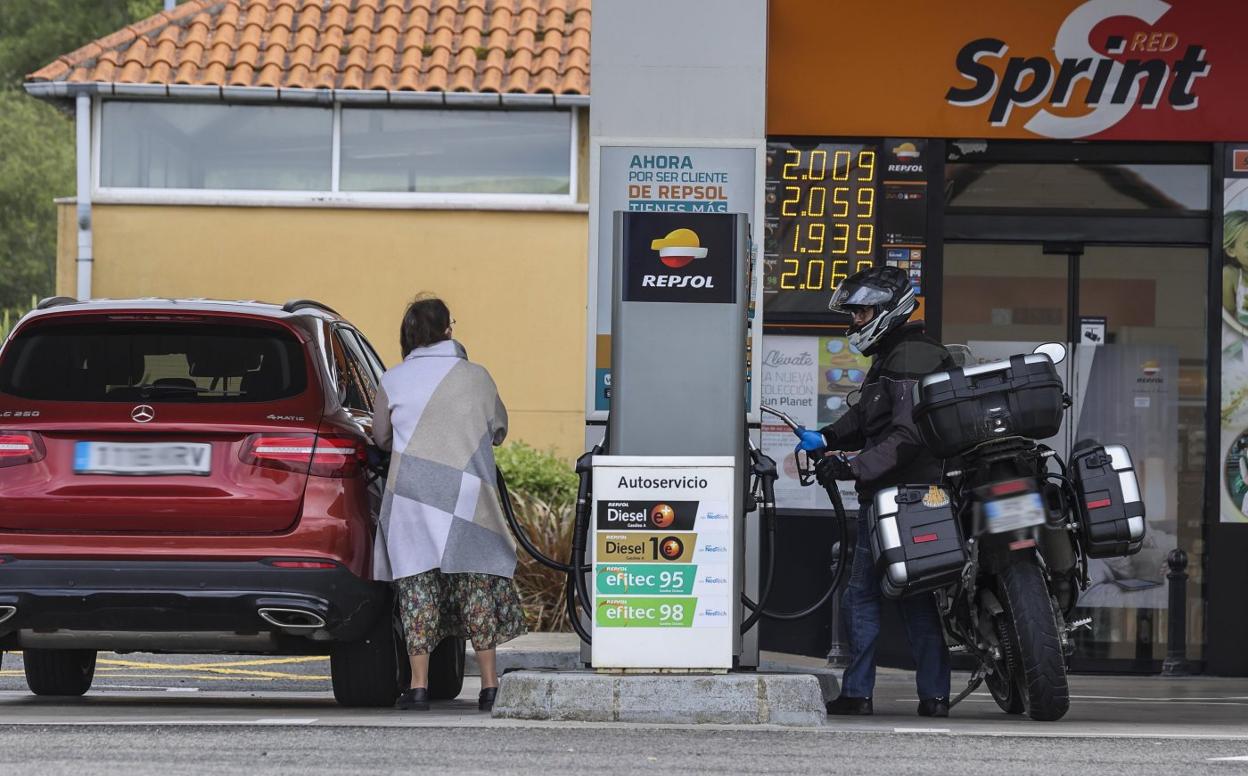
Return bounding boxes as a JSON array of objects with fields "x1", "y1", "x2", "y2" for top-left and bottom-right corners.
[
  {"x1": 372, "y1": 295, "x2": 526, "y2": 712},
  {"x1": 792, "y1": 266, "x2": 955, "y2": 718}
]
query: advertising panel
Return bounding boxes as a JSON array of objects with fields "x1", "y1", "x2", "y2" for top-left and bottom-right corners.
[
  {"x1": 589, "y1": 145, "x2": 758, "y2": 417},
  {"x1": 769, "y1": 0, "x2": 1248, "y2": 141},
  {"x1": 759, "y1": 334, "x2": 865, "y2": 512},
  {"x1": 1220, "y1": 145, "x2": 1248, "y2": 524},
  {"x1": 590, "y1": 457, "x2": 735, "y2": 669}
]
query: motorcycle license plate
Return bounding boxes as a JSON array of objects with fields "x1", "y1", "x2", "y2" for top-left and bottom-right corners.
[
  {"x1": 984, "y1": 492, "x2": 1045, "y2": 534},
  {"x1": 74, "y1": 442, "x2": 212, "y2": 476}
]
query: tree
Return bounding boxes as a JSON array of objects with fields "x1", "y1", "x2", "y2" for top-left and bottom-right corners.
[{"x1": 0, "y1": 0, "x2": 162, "y2": 308}]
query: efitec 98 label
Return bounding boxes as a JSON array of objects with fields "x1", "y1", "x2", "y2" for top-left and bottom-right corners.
[{"x1": 595, "y1": 596, "x2": 697, "y2": 628}]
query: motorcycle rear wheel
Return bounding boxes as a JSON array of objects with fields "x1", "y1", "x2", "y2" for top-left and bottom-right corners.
[
  {"x1": 999, "y1": 559, "x2": 1071, "y2": 721},
  {"x1": 985, "y1": 619, "x2": 1025, "y2": 715}
]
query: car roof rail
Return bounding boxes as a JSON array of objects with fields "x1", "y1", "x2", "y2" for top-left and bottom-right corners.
[
  {"x1": 36, "y1": 296, "x2": 79, "y2": 310},
  {"x1": 281, "y1": 299, "x2": 341, "y2": 316}
]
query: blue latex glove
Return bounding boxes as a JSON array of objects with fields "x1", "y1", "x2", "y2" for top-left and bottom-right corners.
[{"x1": 793, "y1": 426, "x2": 827, "y2": 453}]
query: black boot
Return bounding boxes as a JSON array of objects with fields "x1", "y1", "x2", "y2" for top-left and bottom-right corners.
[
  {"x1": 479, "y1": 686, "x2": 498, "y2": 712},
  {"x1": 917, "y1": 697, "x2": 949, "y2": 718},
  {"x1": 396, "y1": 687, "x2": 430, "y2": 711},
  {"x1": 826, "y1": 695, "x2": 873, "y2": 715}
]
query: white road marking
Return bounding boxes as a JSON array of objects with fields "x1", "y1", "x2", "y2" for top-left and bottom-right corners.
[
  {"x1": 893, "y1": 727, "x2": 950, "y2": 734},
  {"x1": 1208, "y1": 755, "x2": 1248, "y2": 762},
  {"x1": 256, "y1": 718, "x2": 318, "y2": 725},
  {"x1": 165, "y1": 688, "x2": 200, "y2": 693}
]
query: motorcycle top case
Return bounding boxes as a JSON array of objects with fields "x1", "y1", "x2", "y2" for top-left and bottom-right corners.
[
  {"x1": 870, "y1": 485, "x2": 968, "y2": 599},
  {"x1": 1070, "y1": 443, "x2": 1146, "y2": 558},
  {"x1": 913, "y1": 353, "x2": 1065, "y2": 458}
]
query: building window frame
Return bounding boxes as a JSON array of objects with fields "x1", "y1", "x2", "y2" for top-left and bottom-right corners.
[{"x1": 90, "y1": 97, "x2": 583, "y2": 212}]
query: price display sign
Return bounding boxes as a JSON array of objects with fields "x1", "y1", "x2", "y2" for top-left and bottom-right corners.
[{"x1": 763, "y1": 141, "x2": 881, "y2": 318}]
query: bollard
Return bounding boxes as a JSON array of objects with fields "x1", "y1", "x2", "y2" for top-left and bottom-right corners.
[
  {"x1": 1161, "y1": 548, "x2": 1192, "y2": 677},
  {"x1": 826, "y1": 540, "x2": 849, "y2": 669}
]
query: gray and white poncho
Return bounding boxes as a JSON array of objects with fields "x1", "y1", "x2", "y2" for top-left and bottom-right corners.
[{"x1": 371, "y1": 339, "x2": 515, "y2": 582}]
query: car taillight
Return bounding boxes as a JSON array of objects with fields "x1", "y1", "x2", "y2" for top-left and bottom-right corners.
[
  {"x1": 240, "y1": 433, "x2": 364, "y2": 478},
  {"x1": 265, "y1": 559, "x2": 339, "y2": 569},
  {"x1": 0, "y1": 432, "x2": 45, "y2": 469},
  {"x1": 241, "y1": 434, "x2": 316, "y2": 475},
  {"x1": 308, "y1": 433, "x2": 366, "y2": 478}
]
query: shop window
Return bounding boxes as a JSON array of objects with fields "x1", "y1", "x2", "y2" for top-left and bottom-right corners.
[
  {"x1": 946, "y1": 163, "x2": 1210, "y2": 211},
  {"x1": 339, "y1": 108, "x2": 571, "y2": 194},
  {"x1": 100, "y1": 101, "x2": 332, "y2": 191}
]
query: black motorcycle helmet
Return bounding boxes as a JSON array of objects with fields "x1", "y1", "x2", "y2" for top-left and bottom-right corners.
[{"x1": 827, "y1": 265, "x2": 918, "y2": 355}]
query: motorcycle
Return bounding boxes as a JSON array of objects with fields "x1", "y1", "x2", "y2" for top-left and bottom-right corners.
[{"x1": 767, "y1": 341, "x2": 1145, "y2": 721}]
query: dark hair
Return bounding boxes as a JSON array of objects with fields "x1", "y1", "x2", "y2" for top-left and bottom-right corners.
[{"x1": 400, "y1": 295, "x2": 451, "y2": 357}]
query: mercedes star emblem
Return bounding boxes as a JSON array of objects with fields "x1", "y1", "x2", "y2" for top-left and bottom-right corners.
[{"x1": 131, "y1": 405, "x2": 155, "y2": 423}]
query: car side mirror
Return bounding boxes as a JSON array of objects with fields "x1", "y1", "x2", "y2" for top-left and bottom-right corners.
[{"x1": 1033, "y1": 342, "x2": 1067, "y2": 365}]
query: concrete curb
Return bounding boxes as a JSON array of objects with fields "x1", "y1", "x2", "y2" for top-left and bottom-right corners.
[{"x1": 492, "y1": 671, "x2": 826, "y2": 727}]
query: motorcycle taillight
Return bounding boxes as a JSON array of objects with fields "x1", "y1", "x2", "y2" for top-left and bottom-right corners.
[{"x1": 987, "y1": 478, "x2": 1031, "y2": 498}]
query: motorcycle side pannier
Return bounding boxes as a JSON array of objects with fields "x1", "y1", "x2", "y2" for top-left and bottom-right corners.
[
  {"x1": 870, "y1": 485, "x2": 967, "y2": 599},
  {"x1": 913, "y1": 354, "x2": 1065, "y2": 458},
  {"x1": 1070, "y1": 443, "x2": 1145, "y2": 558}
]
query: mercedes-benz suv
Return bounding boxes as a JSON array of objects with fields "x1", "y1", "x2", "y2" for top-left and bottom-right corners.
[{"x1": 0, "y1": 298, "x2": 464, "y2": 705}]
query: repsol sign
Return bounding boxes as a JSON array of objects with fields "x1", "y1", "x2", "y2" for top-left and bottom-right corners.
[
  {"x1": 622, "y1": 211, "x2": 737, "y2": 305},
  {"x1": 944, "y1": 1, "x2": 1212, "y2": 138}
]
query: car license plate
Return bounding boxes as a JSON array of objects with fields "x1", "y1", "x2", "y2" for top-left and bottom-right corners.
[
  {"x1": 73, "y1": 442, "x2": 212, "y2": 476},
  {"x1": 984, "y1": 492, "x2": 1045, "y2": 534}
]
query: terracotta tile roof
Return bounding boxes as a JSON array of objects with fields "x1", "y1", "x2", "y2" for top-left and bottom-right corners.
[{"x1": 27, "y1": 0, "x2": 590, "y2": 95}]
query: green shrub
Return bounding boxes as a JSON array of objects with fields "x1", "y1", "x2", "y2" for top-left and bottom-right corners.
[
  {"x1": 495, "y1": 442, "x2": 578, "y2": 507},
  {"x1": 509, "y1": 490, "x2": 574, "y2": 632}
]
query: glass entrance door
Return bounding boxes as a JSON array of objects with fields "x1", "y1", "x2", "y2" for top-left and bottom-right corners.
[
  {"x1": 943, "y1": 243, "x2": 1073, "y2": 455},
  {"x1": 1070, "y1": 246, "x2": 1207, "y2": 666},
  {"x1": 943, "y1": 241, "x2": 1208, "y2": 669}
]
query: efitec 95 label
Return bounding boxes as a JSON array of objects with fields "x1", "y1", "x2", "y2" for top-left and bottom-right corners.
[{"x1": 596, "y1": 563, "x2": 698, "y2": 595}]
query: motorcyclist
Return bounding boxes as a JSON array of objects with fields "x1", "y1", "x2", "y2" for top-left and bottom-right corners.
[{"x1": 792, "y1": 265, "x2": 955, "y2": 718}]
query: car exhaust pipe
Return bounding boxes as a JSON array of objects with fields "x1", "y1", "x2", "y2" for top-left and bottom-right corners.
[
  {"x1": 257, "y1": 607, "x2": 326, "y2": 630},
  {"x1": 0, "y1": 606, "x2": 15, "y2": 625}
]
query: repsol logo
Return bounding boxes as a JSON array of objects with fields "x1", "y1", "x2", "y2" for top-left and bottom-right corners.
[
  {"x1": 641, "y1": 275, "x2": 716, "y2": 288},
  {"x1": 945, "y1": 1, "x2": 1211, "y2": 137},
  {"x1": 887, "y1": 163, "x2": 923, "y2": 173}
]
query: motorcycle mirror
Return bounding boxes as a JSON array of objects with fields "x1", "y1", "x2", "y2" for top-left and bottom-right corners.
[{"x1": 1033, "y1": 342, "x2": 1067, "y2": 365}]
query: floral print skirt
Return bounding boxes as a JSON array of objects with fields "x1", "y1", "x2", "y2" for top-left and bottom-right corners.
[{"x1": 395, "y1": 570, "x2": 527, "y2": 655}]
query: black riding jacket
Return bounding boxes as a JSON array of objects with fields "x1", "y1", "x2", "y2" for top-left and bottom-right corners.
[{"x1": 818, "y1": 322, "x2": 954, "y2": 500}]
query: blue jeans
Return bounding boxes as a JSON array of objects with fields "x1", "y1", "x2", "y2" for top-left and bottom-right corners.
[{"x1": 840, "y1": 510, "x2": 951, "y2": 700}]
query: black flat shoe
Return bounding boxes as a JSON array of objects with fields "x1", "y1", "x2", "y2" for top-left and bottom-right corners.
[
  {"x1": 826, "y1": 695, "x2": 873, "y2": 715},
  {"x1": 917, "y1": 697, "x2": 949, "y2": 718},
  {"x1": 479, "y1": 686, "x2": 498, "y2": 712},
  {"x1": 396, "y1": 687, "x2": 430, "y2": 711}
]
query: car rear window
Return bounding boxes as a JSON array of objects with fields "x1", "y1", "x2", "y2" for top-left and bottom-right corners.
[{"x1": 0, "y1": 320, "x2": 309, "y2": 403}]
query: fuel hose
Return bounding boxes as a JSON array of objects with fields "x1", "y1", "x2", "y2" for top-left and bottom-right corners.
[{"x1": 740, "y1": 452, "x2": 851, "y2": 625}]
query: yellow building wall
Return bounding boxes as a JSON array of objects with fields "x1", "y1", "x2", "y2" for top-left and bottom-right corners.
[{"x1": 56, "y1": 204, "x2": 588, "y2": 459}]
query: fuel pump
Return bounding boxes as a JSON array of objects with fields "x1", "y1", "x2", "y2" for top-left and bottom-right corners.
[{"x1": 498, "y1": 210, "x2": 850, "y2": 671}]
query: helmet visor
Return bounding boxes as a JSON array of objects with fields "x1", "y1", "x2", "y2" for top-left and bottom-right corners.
[{"x1": 828, "y1": 282, "x2": 893, "y2": 313}]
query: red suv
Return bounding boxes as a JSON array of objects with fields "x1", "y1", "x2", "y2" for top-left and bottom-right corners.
[{"x1": 0, "y1": 298, "x2": 464, "y2": 705}]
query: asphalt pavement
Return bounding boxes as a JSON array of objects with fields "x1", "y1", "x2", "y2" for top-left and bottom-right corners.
[{"x1": 2, "y1": 647, "x2": 1248, "y2": 775}]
